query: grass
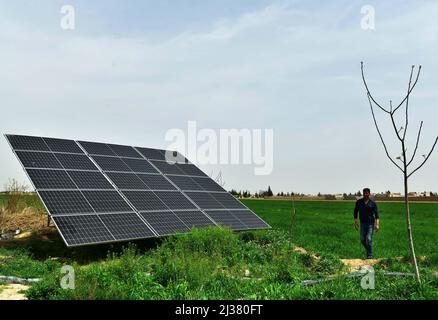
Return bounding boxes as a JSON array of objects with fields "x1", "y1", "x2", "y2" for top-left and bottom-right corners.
[
  {"x1": 242, "y1": 199, "x2": 438, "y2": 259},
  {"x1": 1, "y1": 195, "x2": 437, "y2": 300},
  {"x1": 0, "y1": 227, "x2": 435, "y2": 300},
  {"x1": 0, "y1": 193, "x2": 46, "y2": 213}
]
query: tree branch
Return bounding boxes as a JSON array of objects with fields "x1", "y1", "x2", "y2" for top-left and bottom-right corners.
[
  {"x1": 367, "y1": 93, "x2": 404, "y2": 173},
  {"x1": 403, "y1": 66, "x2": 415, "y2": 140},
  {"x1": 392, "y1": 66, "x2": 421, "y2": 114},
  {"x1": 407, "y1": 121, "x2": 423, "y2": 167},
  {"x1": 408, "y1": 136, "x2": 438, "y2": 178},
  {"x1": 361, "y1": 62, "x2": 390, "y2": 114},
  {"x1": 390, "y1": 110, "x2": 403, "y2": 142}
]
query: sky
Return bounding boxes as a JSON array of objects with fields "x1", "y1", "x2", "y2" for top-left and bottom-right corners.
[{"x1": 1, "y1": 0, "x2": 438, "y2": 194}]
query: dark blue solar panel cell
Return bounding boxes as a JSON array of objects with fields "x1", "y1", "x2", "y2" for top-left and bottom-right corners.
[
  {"x1": 173, "y1": 210, "x2": 216, "y2": 229},
  {"x1": 176, "y1": 164, "x2": 207, "y2": 177},
  {"x1": 54, "y1": 153, "x2": 98, "y2": 170},
  {"x1": 122, "y1": 191, "x2": 168, "y2": 211},
  {"x1": 192, "y1": 177, "x2": 225, "y2": 192},
  {"x1": 205, "y1": 210, "x2": 247, "y2": 231},
  {"x1": 39, "y1": 191, "x2": 94, "y2": 215},
  {"x1": 16, "y1": 151, "x2": 63, "y2": 169},
  {"x1": 137, "y1": 174, "x2": 176, "y2": 190},
  {"x1": 7, "y1": 135, "x2": 50, "y2": 151},
  {"x1": 107, "y1": 144, "x2": 143, "y2": 159},
  {"x1": 231, "y1": 210, "x2": 270, "y2": 229},
  {"x1": 78, "y1": 141, "x2": 117, "y2": 156},
  {"x1": 184, "y1": 191, "x2": 222, "y2": 209},
  {"x1": 43, "y1": 138, "x2": 84, "y2": 154},
  {"x1": 167, "y1": 175, "x2": 204, "y2": 191},
  {"x1": 150, "y1": 160, "x2": 185, "y2": 175},
  {"x1": 92, "y1": 155, "x2": 131, "y2": 172},
  {"x1": 140, "y1": 211, "x2": 189, "y2": 236},
  {"x1": 135, "y1": 147, "x2": 165, "y2": 160},
  {"x1": 99, "y1": 213, "x2": 155, "y2": 240},
  {"x1": 27, "y1": 169, "x2": 76, "y2": 189},
  {"x1": 67, "y1": 171, "x2": 114, "y2": 189},
  {"x1": 82, "y1": 191, "x2": 133, "y2": 213},
  {"x1": 121, "y1": 158, "x2": 158, "y2": 174},
  {"x1": 105, "y1": 172, "x2": 148, "y2": 190},
  {"x1": 154, "y1": 191, "x2": 197, "y2": 210},
  {"x1": 52, "y1": 215, "x2": 114, "y2": 246},
  {"x1": 210, "y1": 192, "x2": 246, "y2": 209}
]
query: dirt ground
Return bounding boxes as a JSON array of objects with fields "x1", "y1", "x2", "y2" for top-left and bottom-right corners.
[
  {"x1": 340, "y1": 258, "x2": 381, "y2": 272},
  {"x1": 293, "y1": 245, "x2": 382, "y2": 272},
  {"x1": 0, "y1": 284, "x2": 29, "y2": 300}
]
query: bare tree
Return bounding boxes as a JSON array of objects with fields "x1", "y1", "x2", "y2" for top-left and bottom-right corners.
[{"x1": 361, "y1": 62, "x2": 438, "y2": 284}]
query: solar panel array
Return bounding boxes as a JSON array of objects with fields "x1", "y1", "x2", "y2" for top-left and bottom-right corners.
[{"x1": 5, "y1": 134, "x2": 270, "y2": 246}]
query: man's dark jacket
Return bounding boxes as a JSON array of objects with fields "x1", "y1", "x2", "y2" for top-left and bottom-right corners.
[{"x1": 354, "y1": 198, "x2": 379, "y2": 224}]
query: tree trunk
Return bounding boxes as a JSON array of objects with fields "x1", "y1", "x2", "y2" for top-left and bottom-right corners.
[{"x1": 404, "y1": 174, "x2": 421, "y2": 284}]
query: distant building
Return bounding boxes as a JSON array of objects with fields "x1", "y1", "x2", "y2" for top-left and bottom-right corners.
[{"x1": 389, "y1": 193, "x2": 402, "y2": 198}]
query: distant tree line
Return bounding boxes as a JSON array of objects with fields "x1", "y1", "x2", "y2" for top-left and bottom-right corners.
[{"x1": 229, "y1": 187, "x2": 437, "y2": 199}]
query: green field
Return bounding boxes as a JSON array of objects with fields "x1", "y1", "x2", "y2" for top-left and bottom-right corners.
[
  {"x1": 242, "y1": 199, "x2": 438, "y2": 259},
  {"x1": 1, "y1": 196, "x2": 437, "y2": 300}
]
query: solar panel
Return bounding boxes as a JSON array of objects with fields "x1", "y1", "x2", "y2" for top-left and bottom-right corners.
[
  {"x1": 39, "y1": 190, "x2": 95, "y2": 215},
  {"x1": 184, "y1": 191, "x2": 223, "y2": 209},
  {"x1": 54, "y1": 153, "x2": 97, "y2": 170},
  {"x1": 91, "y1": 155, "x2": 131, "y2": 172},
  {"x1": 176, "y1": 163, "x2": 208, "y2": 177},
  {"x1": 108, "y1": 144, "x2": 143, "y2": 159},
  {"x1": 135, "y1": 147, "x2": 166, "y2": 161},
  {"x1": 78, "y1": 141, "x2": 117, "y2": 156},
  {"x1": 174, "y1": 210, "x2": 216, "y2": 229},
  {"x1": 121, "y1": 190, "x2": 167, "y2": 211},
  {"x1": 140, "y1": 211, "x2": 190, "y2": 236},
  {"x1": 44, "y1": 138, "x2": 84, "y2": 154},
  {"x1": 5, "y1": 134, "x2": 270, "y2": 247},
  {"x1": 167, "y1": 175, "x2": 204, "y2": 191},
  {"x1": 205, "y1": 210, "x2": 248, "y2": 231},
  {"x1": 231, "y1": 210, "x2": 271, "y2": 229},
  {"x1": 8, "y1": 135, "x2": 50, "y2": 151},
  {"x1": 67, "y1": 171, "x2": 114, "y2": 190},
  {"x1": 154, "y1": 191, "x2": 197, "y2": 210},
  {"x1": 137, "y1": 174, "x2": 176, "y2": 190},
  {"x1": 121, "y1": 158, "x2": 158, "y2": 174},
  {"x1": 52, "y1": 215, "x2": 115, "y2": 246},
  {"x1": 16, "y1": 151, "x2": 63, "y2": 168},
  {"x1": 82, "y1": 191, "x2": 134, "y2": 213},
  {"x1": 210, "y1": 192, "x2": 247, "y2": 209},
  {"x1": 106, "y1": 172, "x2": 149, "y2": 190},
  {"x1": 27, "y1": 169, "x2": 77, "y2": 189},
  {"x1": 149, "y1": 160, "x2": 185, "y2": 175},
  {"x1": 99, "y1": 213, "x2": 156, "y2": 240}
]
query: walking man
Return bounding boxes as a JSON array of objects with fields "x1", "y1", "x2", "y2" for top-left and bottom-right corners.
[{"x1": 354, "y1": 188, "x2": 380, "y2": 259}]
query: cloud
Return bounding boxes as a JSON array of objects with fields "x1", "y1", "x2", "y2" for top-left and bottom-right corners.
[{"x1": 1, "y1": 1, "x2": 438, "y2": 193}]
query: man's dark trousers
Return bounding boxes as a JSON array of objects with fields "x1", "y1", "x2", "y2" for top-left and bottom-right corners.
[{"x1": 360, "y1": 222, "x2": 374, "y2": 258}]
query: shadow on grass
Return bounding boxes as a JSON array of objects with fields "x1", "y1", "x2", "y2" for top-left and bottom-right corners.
[{"x1": 0, "y1": 228, "x2": 164, "y2": 265}]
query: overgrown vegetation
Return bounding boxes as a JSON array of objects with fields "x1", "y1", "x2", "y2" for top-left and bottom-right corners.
[
  {"x1": 1, "y1": 197, "x2": 436, "y2": 300},
  {"x1": 0, "y1": 181, "x2": 46, "y2": 235},
  {"x1": 0, "y1": 227, "x2": 435, "y2": 300}
]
